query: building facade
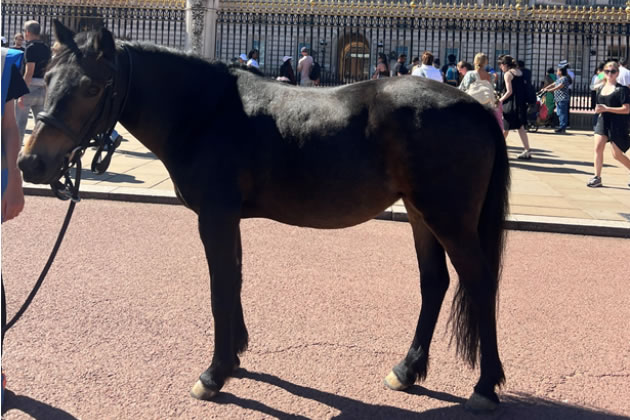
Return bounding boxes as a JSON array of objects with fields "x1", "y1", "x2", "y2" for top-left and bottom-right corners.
[{"x1": 2, "y1": 0, "x2": 630, "y2": 108}]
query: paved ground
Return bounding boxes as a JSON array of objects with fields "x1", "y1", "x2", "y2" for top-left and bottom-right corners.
[
  {"x1": 20, "y1": 120, "x2": 630, "y2": 235},
  {"x1": 2, "y1": 197, "x2": 629, "y2": 419}
]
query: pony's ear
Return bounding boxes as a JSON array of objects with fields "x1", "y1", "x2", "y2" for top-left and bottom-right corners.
[
  {"x1": 53, "y1": 19, "x2": 75, "y2": 46},
  {"x1": 93, "y1": 27, "x2": 116, "y2": 61}
]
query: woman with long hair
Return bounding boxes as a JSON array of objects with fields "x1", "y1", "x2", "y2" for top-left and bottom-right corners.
[
  {"x1": 372, "y1": 53, "x2": 390, "y2": 79},
  {"x1": 587, "y1": 61, "x2": 630, "y2": 188},
  {"x1": 278, "y1": 56, "x2": 297, "y2": 85},
  {"x1": 498, "y1": 55, "x2": 531, "y2": 159},
  {"x1": 459, "y1": 53, "x2": 502, "y2": 129}
]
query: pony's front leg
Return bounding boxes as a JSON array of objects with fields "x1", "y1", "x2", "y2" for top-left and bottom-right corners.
[{"x1": 191, "y1": 208, "x2": 244, "y2": 400}]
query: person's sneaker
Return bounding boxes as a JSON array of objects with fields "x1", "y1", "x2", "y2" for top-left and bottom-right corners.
[
  {"x1": 587, "y1": 176, "x2": 602, "y2": 188},
  {"x1": 554, "y1": 128, "x2": 566, "y2": 134},
  {"x1": 517, "y1": 150, "x2": 532, "y2": 160}
]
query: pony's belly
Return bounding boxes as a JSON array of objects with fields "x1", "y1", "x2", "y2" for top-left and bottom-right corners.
[{"x1": 247, "y1": 191, "x2": 399, "y2": 229}]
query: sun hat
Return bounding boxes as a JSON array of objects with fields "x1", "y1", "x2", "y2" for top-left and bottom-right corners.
[
  {"x1": 239, "y1": 53, "x2": 248, "y2": 61},
  {"x1": 282, "y1": 55, "x2": 292, "y2": 63}
]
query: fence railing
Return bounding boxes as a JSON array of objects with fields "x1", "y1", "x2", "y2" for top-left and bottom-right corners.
[
  {"x1": 1, "y1": 0, "x2": 186, "y2": 49},
  {"x1": 3, "y1": 0, "x2": 629, "y2": 111},
  {"x1": 215, "y1": 0, "x2": 630, "y2": 110}
]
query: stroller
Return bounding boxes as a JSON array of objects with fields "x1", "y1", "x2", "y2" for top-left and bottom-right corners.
[{"x1": 526, "y1": 91, "x2": 546, "y2": 133}]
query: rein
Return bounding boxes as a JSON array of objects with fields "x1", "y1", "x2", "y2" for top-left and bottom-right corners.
[{"x1": 5, "y1": 45, "x2": 133, "y2": 332}]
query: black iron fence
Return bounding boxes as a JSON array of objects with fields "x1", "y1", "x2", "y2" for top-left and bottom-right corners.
[
  {"x1": 215, "y1": 1, "x2": 630, "y2": 110},
  {"x1": 1, "y1": 0, "x2": 185, "y2": 49},
  {"x1": 3, "y1": 0, "x2": 630, "y2": 111}
]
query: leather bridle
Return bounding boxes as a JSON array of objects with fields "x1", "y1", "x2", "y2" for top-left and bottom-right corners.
[
  {"x1": 37, "y1": 43, "x2": 133, "y2": 201},
  {"x1": 4, "y1": 42, "x2": 134, "y2": 334}
]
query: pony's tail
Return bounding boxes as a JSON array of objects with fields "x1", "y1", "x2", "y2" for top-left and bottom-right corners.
[{"x1": 451, "y1": 122, "x2": 510, "y2": 376}]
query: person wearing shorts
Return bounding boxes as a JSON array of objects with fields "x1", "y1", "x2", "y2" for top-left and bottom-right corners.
[{"x1": 589, "y1": 61, "x2": 630, "y2": 188}]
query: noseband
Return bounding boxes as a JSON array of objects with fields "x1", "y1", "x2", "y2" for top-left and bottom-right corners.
[{"x1": 37, "y1": 44, "x2": 133, "y2": 201}]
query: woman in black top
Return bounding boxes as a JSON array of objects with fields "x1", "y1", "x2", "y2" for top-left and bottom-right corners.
[
  {"x1": 372, "y1": 53, "x2": 390, "y2": 79},
  {"x1": 279, "y1": 56, "x2": 297, "y2": 85},
  {"x1": 588, "y1": 61, "x2": 630, "y2": 188},
  {"x1": 498, "y1": 55, "x2": 532, "y2": 159}
]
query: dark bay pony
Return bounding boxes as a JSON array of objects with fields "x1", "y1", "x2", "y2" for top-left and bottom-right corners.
[{"x1": 18, "y1": 21, "x2": 510, "y2": 412}]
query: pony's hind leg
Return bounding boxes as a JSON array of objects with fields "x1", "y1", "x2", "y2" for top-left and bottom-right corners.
[
  {"x1": 437, "y1": 227, "x2": 505, "y2": 412},
  {"x1": 190, "y1": 209, "x2": 246, "y2": 400},
  {"x1": 384, "y1": 200, "x2": 450, "y2": 391}
]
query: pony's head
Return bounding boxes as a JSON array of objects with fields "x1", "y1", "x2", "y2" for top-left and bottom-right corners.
[{"x1": 18, "y1": 20, "x2": 119, "y2": 184}]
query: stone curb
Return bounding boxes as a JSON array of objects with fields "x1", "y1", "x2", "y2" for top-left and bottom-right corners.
[{"x1": 24, "y1": 185, "x2": 630, "y2": 239}]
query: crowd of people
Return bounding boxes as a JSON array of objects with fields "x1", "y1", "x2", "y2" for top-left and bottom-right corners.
[
  {"x1": 371, "y1": 49, "x2": 630, "y2": 187},
  {"x1": 237, "y1": 46, "x2": 322, "y2": 86}
]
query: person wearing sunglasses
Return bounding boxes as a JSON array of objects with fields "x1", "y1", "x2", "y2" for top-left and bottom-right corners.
[{"x1": 589, "y1": 61, "x2": 630, "y2": 188}]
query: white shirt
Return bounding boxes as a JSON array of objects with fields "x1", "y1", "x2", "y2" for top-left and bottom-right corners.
[
  {"x1": 412, "y1": 64, "x2": 443, "y2": 82},
  {"x1": 247, "y1": 58, "x2": 259, "y2": 69},
  {"x1": 617, "y1": 65, "x2": 630, "y2": 88},
  {"x1": 590, "y1": 74, "x2": 604, "y2": 91},
  {"x1": 297, "y1": 55, "x2": 313, "y2": 80}
]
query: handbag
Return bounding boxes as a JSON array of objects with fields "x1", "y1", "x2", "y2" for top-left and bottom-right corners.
[{"x1": 467, "y1": 79, "x2": 497, "y2": 108}]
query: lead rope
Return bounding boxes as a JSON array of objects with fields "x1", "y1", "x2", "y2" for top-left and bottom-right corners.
[
  {"x1": 4, "y1": 45, "x2": 132, "y2": 333},
  {"x1": 5, "y1": 154, "x2": 82, "y2": 332}
]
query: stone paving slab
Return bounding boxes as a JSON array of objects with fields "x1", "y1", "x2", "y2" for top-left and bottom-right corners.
[{"x1": 21, "y1": 120, "x2": 630, "y2": 237}]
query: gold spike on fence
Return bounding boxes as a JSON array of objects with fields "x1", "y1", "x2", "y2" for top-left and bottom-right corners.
[
  {"x1": 2, "y1": 0, "x2": 186, "y2": 8},
  {"x1": 3, "y1": 0, "x2": 629, "y2": 22}
]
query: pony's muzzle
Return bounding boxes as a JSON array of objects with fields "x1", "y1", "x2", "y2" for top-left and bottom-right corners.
[{"x1": 18, "y1": 152, "x2": 51, "y2": 184}]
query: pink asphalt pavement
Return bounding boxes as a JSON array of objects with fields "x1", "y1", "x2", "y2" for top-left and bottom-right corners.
[{"x1": 1, "y1": 196, "x2": 629, "y2": 419}]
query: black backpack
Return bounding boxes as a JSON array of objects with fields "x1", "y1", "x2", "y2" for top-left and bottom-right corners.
[
  {"x1": 310, "y1": 62, "x2": 321, "y2": 80},
  {"x1": 524, "y1": 80, "x2": 537, "y2": 105}
]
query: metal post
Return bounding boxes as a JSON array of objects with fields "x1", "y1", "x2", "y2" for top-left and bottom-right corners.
[{"x1": 186, "y1": 0, "x2": 218, "y2": 58}]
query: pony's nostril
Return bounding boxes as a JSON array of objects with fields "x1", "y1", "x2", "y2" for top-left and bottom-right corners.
[{"x1": 18, "y1": 154, "x2": 47, "y2": 182}]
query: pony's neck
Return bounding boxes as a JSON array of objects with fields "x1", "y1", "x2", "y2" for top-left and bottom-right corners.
[{"x1": 116, "y1": 44, "x2": 231, "y2": 162}]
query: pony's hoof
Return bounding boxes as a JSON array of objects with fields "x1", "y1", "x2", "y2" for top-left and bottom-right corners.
[
  {"x1": 465, "y1": 392, "x2": 499, "y2": 413},
  {"x1": 383, "y1": 370, "x2": 409, "y2": 391},
  {"x1": 190, "y1": 380, "x2": 218, "y2": 400}
]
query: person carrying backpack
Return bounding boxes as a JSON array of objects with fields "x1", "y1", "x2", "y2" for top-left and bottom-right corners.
[
  {"x1": 459, "y1": 53, "x2": 502, "y2": 130},
  {"x1": 309, "y1": 61, "x2": 321, "y2": 86},
  {"x1": 442, "y1": 54, "x2": 458, "y2": 86}
]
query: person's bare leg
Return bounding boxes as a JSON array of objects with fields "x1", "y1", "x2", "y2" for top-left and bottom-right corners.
[
  {"x1": 610, "y1": 141, "x2": 630, "y2": 171},
  {"x1": 517, "y1": 127, "x2": 530, "y2": 151},
  {"x1": 594, "y1": 135, "x2": 607, "y2": 177}
]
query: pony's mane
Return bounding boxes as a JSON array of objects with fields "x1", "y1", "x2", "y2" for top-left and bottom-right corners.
[
  {"x1": 227, "y1": 62, "x2": 265, "y2": 77},
  {"x1": 48, "y1": 29, "x2": 268, "y2": 84}
]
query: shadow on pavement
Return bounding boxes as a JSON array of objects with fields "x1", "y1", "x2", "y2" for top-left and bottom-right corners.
[
  {"x1": 114, "y1": 149, "x2": 157, "y2": 159},
  {"x1": 511, "y1": 156, "x2": 615, "y2": 168},
  {"x1": 1, "y1": 389, "x2": 78, "y2": 420},
  {"x1": 510, "y1": 162, "x2": 593, "y2": 175},
  {"x1": 211, "y1": 369, "x2": 628, "y2": 420},
  {"x1": 77, "y1": 169, "x2": 143, "y2": 183},
  {"x1": 507, "y1": 145, "x2": 554, "y2": 155}
]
